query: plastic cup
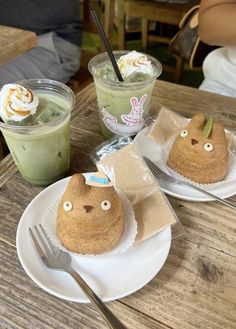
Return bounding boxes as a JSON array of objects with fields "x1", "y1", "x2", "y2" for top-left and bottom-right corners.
[
  {"x1": 88, "y1": 50, "x2": 162, "y2": 139},
  {"x1": 0, "y1": 79, "x2": 75, "y2": 186}
]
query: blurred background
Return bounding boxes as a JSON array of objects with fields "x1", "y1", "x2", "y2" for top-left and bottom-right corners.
[{"x1": 72, "y1": 0, "x2": 203, "y2": 92}]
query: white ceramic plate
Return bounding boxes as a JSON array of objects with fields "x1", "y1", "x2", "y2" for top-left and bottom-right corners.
[
  {"x1": 134, "y1": 127, "x2": 236, "y2": 202},
  {"x1": 16, "y1": 177, "x2": 171, "y2": 303}
]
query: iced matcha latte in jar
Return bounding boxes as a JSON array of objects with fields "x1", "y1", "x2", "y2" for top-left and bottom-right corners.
[
  {"x1": 0, "y1": 79, "x2": 75, "y2": 186},
  {"x1": 88, "y1": 50, "x2": 162, "y2": 139}
]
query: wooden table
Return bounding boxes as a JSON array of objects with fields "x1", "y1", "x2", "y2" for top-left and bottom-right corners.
[
  {"x1": 0, "y1": 25, "x2": 37, "y2": 65},
  {"x1": 0, "y1": 81, "x2": 236, "y2": 329}
]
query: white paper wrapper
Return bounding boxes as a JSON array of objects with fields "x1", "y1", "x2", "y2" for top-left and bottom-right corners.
[
  {"x1": 147, "y1": 107, "x2": 236, "y2": 190},
  {"x1": 159, "y1": 136, "x2": 236, "y2": 190},
  {"x1": 42, "y1": 190, "x2": 137, "y2": 258}
]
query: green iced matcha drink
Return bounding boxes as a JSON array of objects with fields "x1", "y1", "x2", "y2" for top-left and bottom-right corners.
[
  {"x1": 0, "y1": 80, "x2": 75, "y2": 186},
  {"x1": 88, "y1": 51, "x2": 162, "y2": 139}
]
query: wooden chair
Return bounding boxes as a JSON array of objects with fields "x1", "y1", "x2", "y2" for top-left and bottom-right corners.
[
  {"x1": 68, "y1": 0, "x2": 113, "y2": 92},
  {"x1": 83, "y1": 0, "x2": 113, "y2": 40},
  {"x1": 114, "y1": 0, "x2": 199, "y2": 82}
]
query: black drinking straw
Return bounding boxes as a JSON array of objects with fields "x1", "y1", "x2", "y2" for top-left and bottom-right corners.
[{"x1": 91, "y1": 9, "x2": 124, "y2": 82}]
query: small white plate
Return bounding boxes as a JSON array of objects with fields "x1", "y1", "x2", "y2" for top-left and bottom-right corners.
[
  {"x1": 16, "y1": 177, "x2": 171, "y2": 303},
  {"x1": 134, "y1": 127, "x2": 236, "y2": 202}
]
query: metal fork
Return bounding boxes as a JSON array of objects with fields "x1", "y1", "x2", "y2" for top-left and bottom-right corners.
[
  {"x1": 143, "y1": 156, "x2": 236, "y2": 210},
  {"x1": 29, "y1": 224, "x2": 128, "y2": 329}
]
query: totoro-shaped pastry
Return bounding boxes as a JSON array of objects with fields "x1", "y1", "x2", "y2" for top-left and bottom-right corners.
[
  {"x1": 57, "y1": 173, "x2": 124, "y2": 255},
  {"x1": 167, "y1": 113, "x2": 229, "y2": 184}
]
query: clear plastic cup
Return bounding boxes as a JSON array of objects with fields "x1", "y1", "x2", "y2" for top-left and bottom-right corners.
[
  {"x1": 88, "y1": 50, "x2": 162, "y2": 139},
  {"x1": 0, "y1": 79, "x2": 75, "y2": 186}
]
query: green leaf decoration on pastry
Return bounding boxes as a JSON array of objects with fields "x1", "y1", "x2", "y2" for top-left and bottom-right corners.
[{"x1": 203, "y1": 115, "x2": 213, "y2": 138}]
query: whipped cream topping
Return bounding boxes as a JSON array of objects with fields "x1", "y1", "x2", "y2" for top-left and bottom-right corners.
[
  {"x1": 117, "y1": 51, "x2": 154, "y2": 79},
  {"x1": 0, "y1": 84, "x2": 39, "y2": 122}
]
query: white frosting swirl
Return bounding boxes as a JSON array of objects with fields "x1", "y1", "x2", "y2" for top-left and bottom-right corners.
[
  {"x1": 0, "y1": 84, "x2": 39, "y2": 122},
  {"x1": 117, "y1": 51, "x2": 154, "y2": 79}
]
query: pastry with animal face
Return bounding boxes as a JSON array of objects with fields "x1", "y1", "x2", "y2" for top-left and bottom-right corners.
[
  {"x1": 167, "y1": 113, "x2": 229, "y2": 184},
  {"x1": 56, "y1": 173, "x2": 124, "y2": 255}
]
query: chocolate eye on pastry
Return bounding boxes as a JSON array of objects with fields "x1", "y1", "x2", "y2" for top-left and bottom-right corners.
[
  {"x1": 180, "y1": 129, "x2": 188, "y2": 138},
  {"x1": 101, "y1": 200, "x2": 111, "y2": 211},
  {"x1": 204, "y1": 143, "x2": 213, "y2": 152},
  {"x1": 63, "y1": 201, "x2": 73, "y2": 212}
]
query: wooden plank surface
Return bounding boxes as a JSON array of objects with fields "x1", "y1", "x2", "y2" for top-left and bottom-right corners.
[
  {"x1": 0, "y1": 25, "x2": 37, "y2": 65},
  {"x1": 151, "y1": 80, "x2": 236, "y2": 130},
  {"x1": 0, "y1": 81, "x2": 235, "y2": 329}
]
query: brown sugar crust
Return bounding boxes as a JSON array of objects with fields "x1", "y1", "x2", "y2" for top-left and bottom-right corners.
[
  {"x1": 56, "y1": 174, "x2": 124, "y2": 254},
  {"x1": 167, "y1": 113, "x2": 229, "y2": 184}
]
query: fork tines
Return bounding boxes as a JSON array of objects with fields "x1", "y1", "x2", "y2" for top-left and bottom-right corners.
[{"x1": 29, "y1": 224, "x2": 55, "y2": 259}]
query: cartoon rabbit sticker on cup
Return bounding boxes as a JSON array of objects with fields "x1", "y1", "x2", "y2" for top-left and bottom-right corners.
[
  {"x1": 121, "y1": 94, "x2": 147, "y2": 126},
  {"x1": 101, "y1": 93, "x2": 148, "y2": 136}
]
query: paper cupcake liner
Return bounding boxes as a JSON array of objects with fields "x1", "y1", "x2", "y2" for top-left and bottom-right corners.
[
  {"x1": 159, "y1": 136, "x2": 236, "y2": 190},
  {"x1": 42, "y1": 190, "x2": 137, "y2": 258}
]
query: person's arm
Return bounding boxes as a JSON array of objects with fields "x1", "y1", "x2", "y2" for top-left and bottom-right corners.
[{"x1": 198, "y1": 0, "x2": 236, "y2": 46}]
